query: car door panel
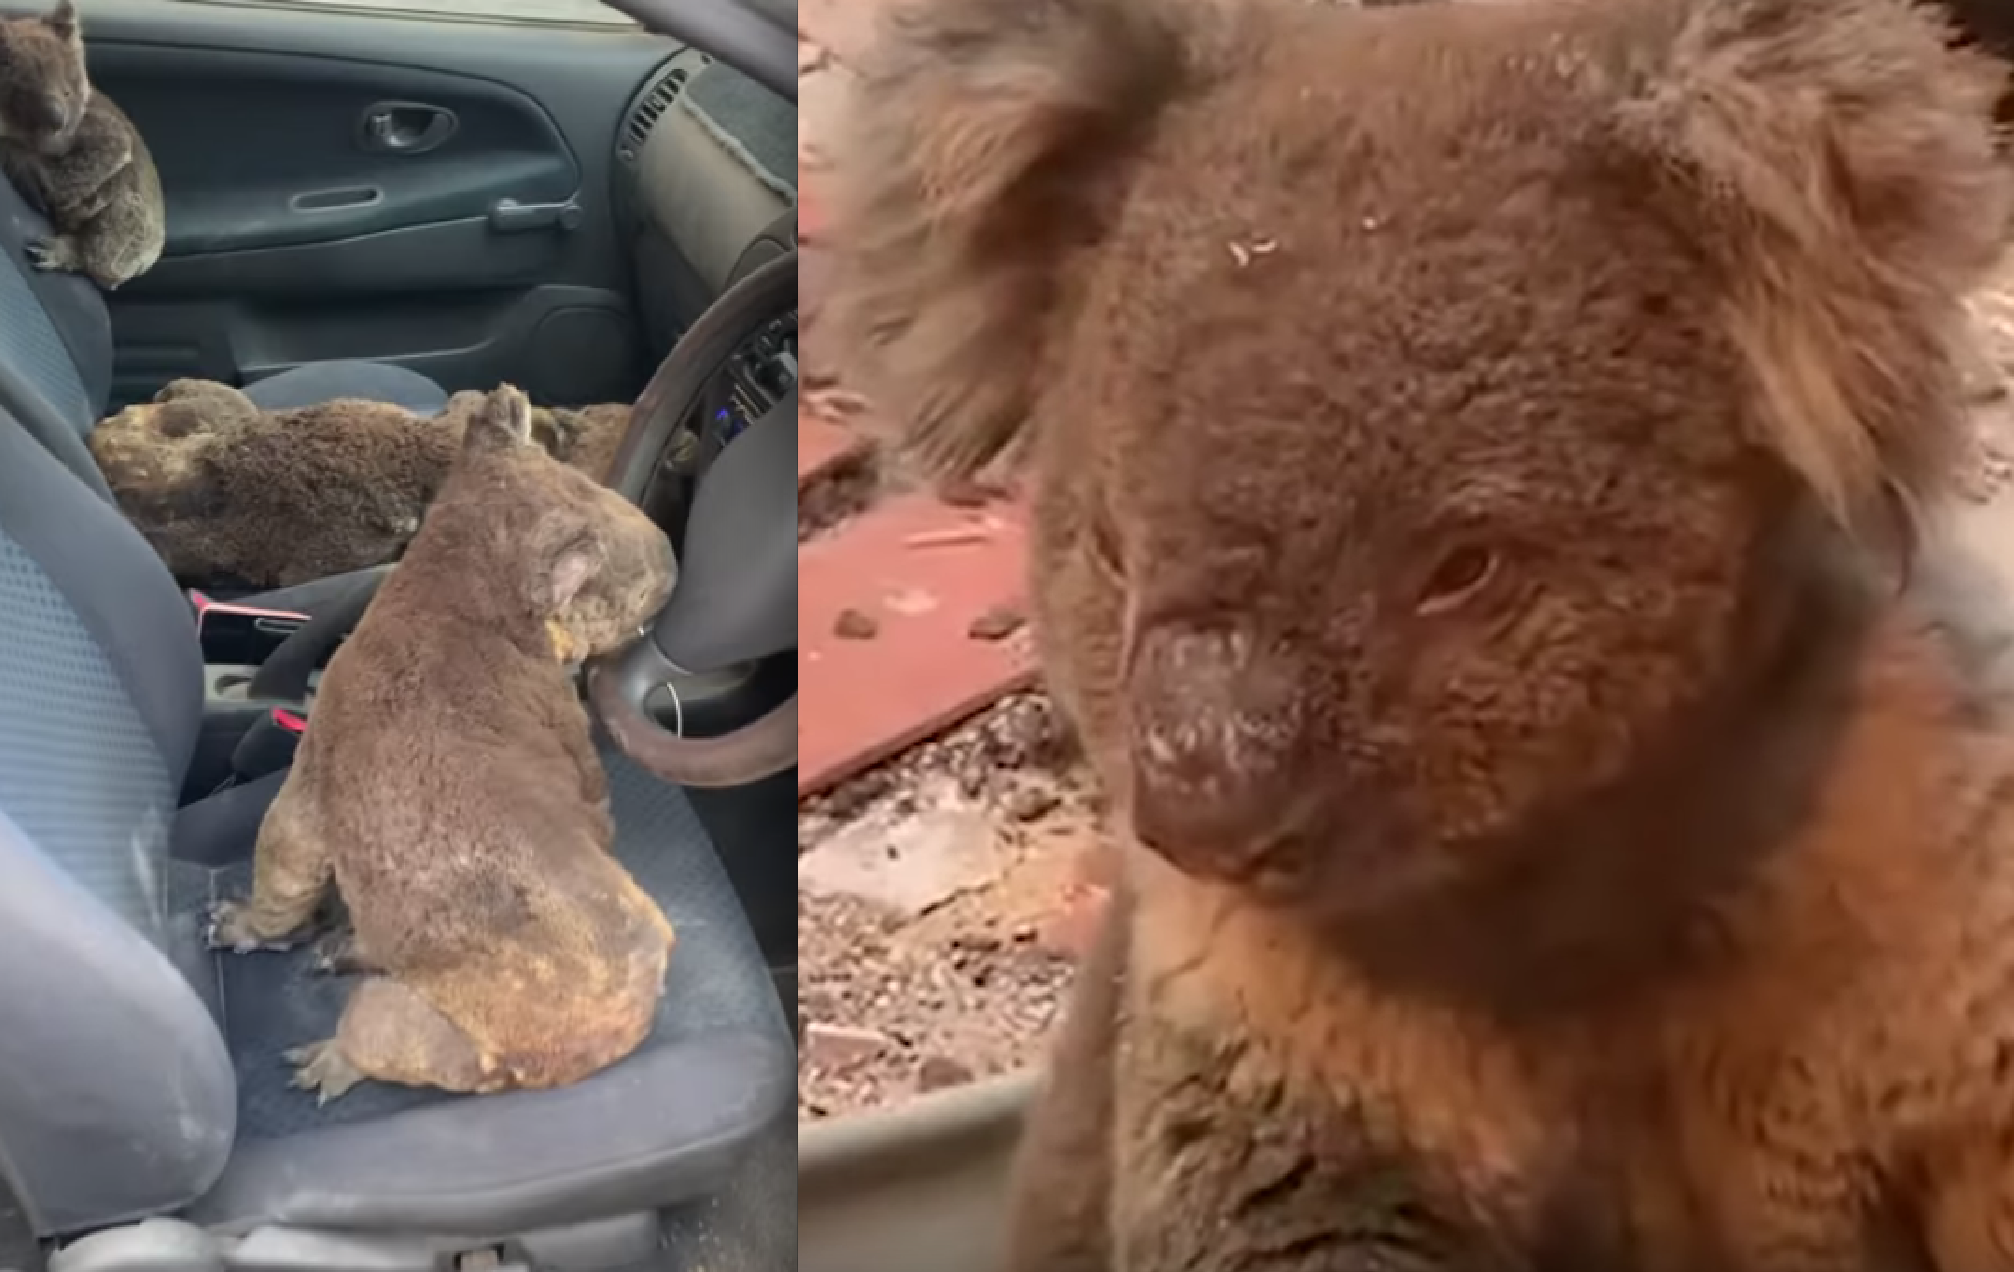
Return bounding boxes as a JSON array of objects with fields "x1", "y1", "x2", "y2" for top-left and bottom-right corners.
[
  {"x1": 68, "y1": 0, "x2": 676, "y2": 409},
  {"x1": 93, "y1": 47, "x2": 579, "y2": 257}
]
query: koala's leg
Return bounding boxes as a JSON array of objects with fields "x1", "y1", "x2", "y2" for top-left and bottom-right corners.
[
  {"x1": 208, "y1": 791, "x2": 332, "y2": 952},
  {"x1": 288, "y1": 976, "x2": 494, "y2": 1104},
  {"x1": 563, "y1": 723, "x2": 612, "y2": 814},
  {"x1": 24, "y1": 234, "x2": 84, "y2": 278},
  {"x1": 1002, "y1": 891, "x2": 1127, "y2": 1272},
  {"x1": 73, "y1": 213, "x2": 160, "y2": 291}
]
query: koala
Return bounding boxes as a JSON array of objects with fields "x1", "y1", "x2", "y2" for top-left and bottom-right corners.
[
  {"x1": 827, "y1": 0, "x2": 2014, "y2": 1267},
  {"x1": 90, "y1": 380, "x2": 632, "y2": 589},
  {"x1": 0, "y1": 0, "x2": 163, "y2": 289},
  {"x1": 204, "y1": 384, "x2": 678, "y2": 1101}
]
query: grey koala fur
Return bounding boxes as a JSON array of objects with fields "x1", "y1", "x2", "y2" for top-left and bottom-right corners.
[
  {"x1": 0, "y1": 0, "x2": 164, "y2": 290},
  {"x1": 206, "y1": 383, "x2": 681, "y2": 1102}
]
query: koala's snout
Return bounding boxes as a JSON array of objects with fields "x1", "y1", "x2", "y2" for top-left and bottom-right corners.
[{"x1": 1125, "y1": 624, "x2": 1305, "y2": 875}]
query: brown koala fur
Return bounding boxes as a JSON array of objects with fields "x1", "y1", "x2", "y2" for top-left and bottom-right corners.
[
  {"x1": 0, "y1": 0, "x2": 164, "y2": 289},
  {"x1": 90, "y1": 380, "x2": 632, "y2": 589},
  {"x1": 828, "y1": 0, "x2": 2014, "y2": 1266},
  {"x1": 205, "y1": 384, "x2": 678, "y2": 1101}
]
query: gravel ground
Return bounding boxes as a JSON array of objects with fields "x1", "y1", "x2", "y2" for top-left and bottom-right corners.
[{"x1": 797, "y1": 694, "x2": 1112, "y2": 1120}]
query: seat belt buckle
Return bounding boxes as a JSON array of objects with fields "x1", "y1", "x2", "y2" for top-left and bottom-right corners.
[
  {"x1": 188, "y1": 590, "x2": 311, "y2": 666},
  {"x1": 230, "y1": 706, "x2": 307, "y2": 783}
]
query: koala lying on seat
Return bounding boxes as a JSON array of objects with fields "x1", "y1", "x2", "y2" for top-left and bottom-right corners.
[
  {"x1": 206, "y1": 384, "x2": 677, "y2": 1101},
  {"x1": 828, "y1": 0, "x2": 2014, "y2": 1266},
  {"x1": 89, "y1": 379, "x2": 632, "y2": 589}
]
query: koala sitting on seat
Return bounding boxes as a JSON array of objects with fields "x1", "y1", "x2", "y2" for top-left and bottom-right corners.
[
  {"x1": 828, "y1": 0, "x2": 2014, "y2": 1266},
  {"x1": 0, "y1": 0, "x2": 164, "y2": 290},
  {"x1": 206, "y1": 384, "x2": 678, "y2": 1102},
  {"x1": 90, "y1": 379, "x2": 633, "y2": 589}
]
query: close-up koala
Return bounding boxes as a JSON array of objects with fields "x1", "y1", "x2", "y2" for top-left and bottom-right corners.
[
  {"x1": 207, "y1": 384, "x2": 679, "y2": 1101},
  {"x1": 827, "y1": 0, "x2": 2014, "y2": 1265},
  {"x1": 0, "y1": 0, "x2": 164, "y2": 289},
  {"x1": 89, "y1": 379, "x2": 632, "y2": 589}
]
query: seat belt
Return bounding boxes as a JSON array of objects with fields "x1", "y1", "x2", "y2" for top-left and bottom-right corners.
[{"x1": 245, "y1": 569, "x2": 388, "y2": 703}]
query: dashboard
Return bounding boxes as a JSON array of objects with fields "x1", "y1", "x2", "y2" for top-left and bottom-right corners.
[
  {"x1": 609, "y1": 45, "x2": 797, "y2": 543},
  {"x1": 614, "y1": 47, "x2": 798, "y2": 360}
]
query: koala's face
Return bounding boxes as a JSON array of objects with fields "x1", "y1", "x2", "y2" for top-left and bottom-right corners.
[
  {"x1": 541, "y1": 464, "x2": 677, "y2": 657},
  {"x1": 443, "y1": 385, "x2": 674, "y2": 660},
  {"x1": 1045, "y1": 45, "x2": 1799, "y2": 915},
  {"x1": 834, "y1": 0, "x2": 2007, "y2": 922},
  {"x1": 0, "y1": 2, "x2": 88, "y2": 154}
]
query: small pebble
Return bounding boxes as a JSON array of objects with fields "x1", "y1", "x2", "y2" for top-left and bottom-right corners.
[{"x1": 833, "y1": 608, "x2": 879, "y2": 640}]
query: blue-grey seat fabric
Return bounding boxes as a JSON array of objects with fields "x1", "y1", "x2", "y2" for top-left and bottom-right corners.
[
  {"x1": 0, "y1": 173, "x2": 449, "y2": 506},
  {"x1": 0, "y1": 401, "x2": 233, "y2": 1233},
  {"x1": 0, "y1": 396, "x2": 793, "y2": 1238}
]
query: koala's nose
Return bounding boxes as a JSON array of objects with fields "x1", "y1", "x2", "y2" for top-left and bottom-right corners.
[{"x1": 1125, "y1": 624, "x2": 1303, "y2": 872}]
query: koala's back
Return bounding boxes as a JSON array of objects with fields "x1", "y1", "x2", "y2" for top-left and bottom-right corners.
[
  {"x1": 79, "y1": 92, "x2": 163, "y2": 267},
  {"x1": 188, "y1": 400, "x2": 457, "y2": 586},
  {"x1": 288, "y1": 566, "x2": 669, "y2": 1072}
]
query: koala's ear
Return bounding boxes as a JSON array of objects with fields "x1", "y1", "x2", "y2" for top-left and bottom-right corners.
[
  {"x1": 824, "y1": 0, "x2": 1195, "y2": 482},
  {"x1": 47, "y1": 0, "x2": 78, "y2": 41},
  {"x1": 461, "y1": 383, "x2": 535, "y2": 460},
  {"x1": 1610, "y1": 0, "x2": 2012, "y2": 542},
  {"x1": 537, "y1": 523, "x2": 607, "y2": 611}
]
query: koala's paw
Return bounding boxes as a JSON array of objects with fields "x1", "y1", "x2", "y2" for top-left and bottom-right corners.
[
  {"x1": 309, "y1": 928, "x2": 377, "y2": 977},
  {"x1": 285, "y1": 1039, "x2": 365, "y2": 1106},
  {"x1": 205, "y1": 898, "x2": 304, "y2": 955},
  {"x1": 24, "y1": 236, "x2": 76, "y2": 274}
]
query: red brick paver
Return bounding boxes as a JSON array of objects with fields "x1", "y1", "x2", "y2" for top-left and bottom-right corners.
[{"x1": 798, "y1": 494, "x2": 1036, "y2": 797}]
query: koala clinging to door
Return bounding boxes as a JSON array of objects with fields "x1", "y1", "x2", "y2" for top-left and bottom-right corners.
[
  {"x1": 0, "y1": 0, "x2": 164, "y2": 289},
  {"x1": 827, "y1": 0, "x2": 2014, "y2": 1267}
]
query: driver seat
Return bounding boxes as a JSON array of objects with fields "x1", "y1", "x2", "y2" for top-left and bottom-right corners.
[{"x1": 0, "y1": 394, "x2": 794, "y2": 1263}]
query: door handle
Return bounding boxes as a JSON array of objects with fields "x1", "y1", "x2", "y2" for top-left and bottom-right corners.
[
  {"x1": 489, "y1": 198, "x2": 584, "y2": 235},
  {"x1": 357, "y1": 102, "x2": 458, "y2": 156}
]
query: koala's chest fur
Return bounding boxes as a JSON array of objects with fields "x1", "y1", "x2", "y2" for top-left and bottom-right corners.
[{"x1": 1107, "y1": 850, "x2": 1979, "y2": 1272}]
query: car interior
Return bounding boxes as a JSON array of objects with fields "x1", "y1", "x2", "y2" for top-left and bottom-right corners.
[{"x1": 0, "y1": 0, "x2": 799, "y2": 1268}]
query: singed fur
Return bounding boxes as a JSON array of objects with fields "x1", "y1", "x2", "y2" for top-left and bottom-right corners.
[
  {"x1": 825, "y1": 0, "x2": 2014, "y2": 1267},
  {"x1": 206, "y1": 385, "x2": 678, "y2": 1101}
]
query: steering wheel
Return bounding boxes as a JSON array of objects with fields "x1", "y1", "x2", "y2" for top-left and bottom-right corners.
[{"x1": 585, "y1": 250, "x2": 797, "y2": 787}]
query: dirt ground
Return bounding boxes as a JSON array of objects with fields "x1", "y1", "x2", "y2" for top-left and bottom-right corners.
[{"x1": 797, "y1": 229, "x2": 2014, "y2": 1122}]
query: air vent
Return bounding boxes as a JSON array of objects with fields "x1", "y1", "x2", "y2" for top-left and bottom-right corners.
[{"x1": 618, "y1": 64, "x2": 691, "y2": 166}]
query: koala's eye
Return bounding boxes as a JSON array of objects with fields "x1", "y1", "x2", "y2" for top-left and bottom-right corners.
[{"x1": 1415, "y1": 546, "x2": 1498, "y2": 616}]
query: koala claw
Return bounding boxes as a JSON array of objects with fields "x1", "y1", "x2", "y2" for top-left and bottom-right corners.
[
  {"x1": 205, "y1": 899, "x2": 298, "y2": 955},
  {"x1": 285, "y1": 1039, "x2": 363, "y2": 1106},
  {"x1": 24, "y1": 239, "x2": 57, "y2": 271}
]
